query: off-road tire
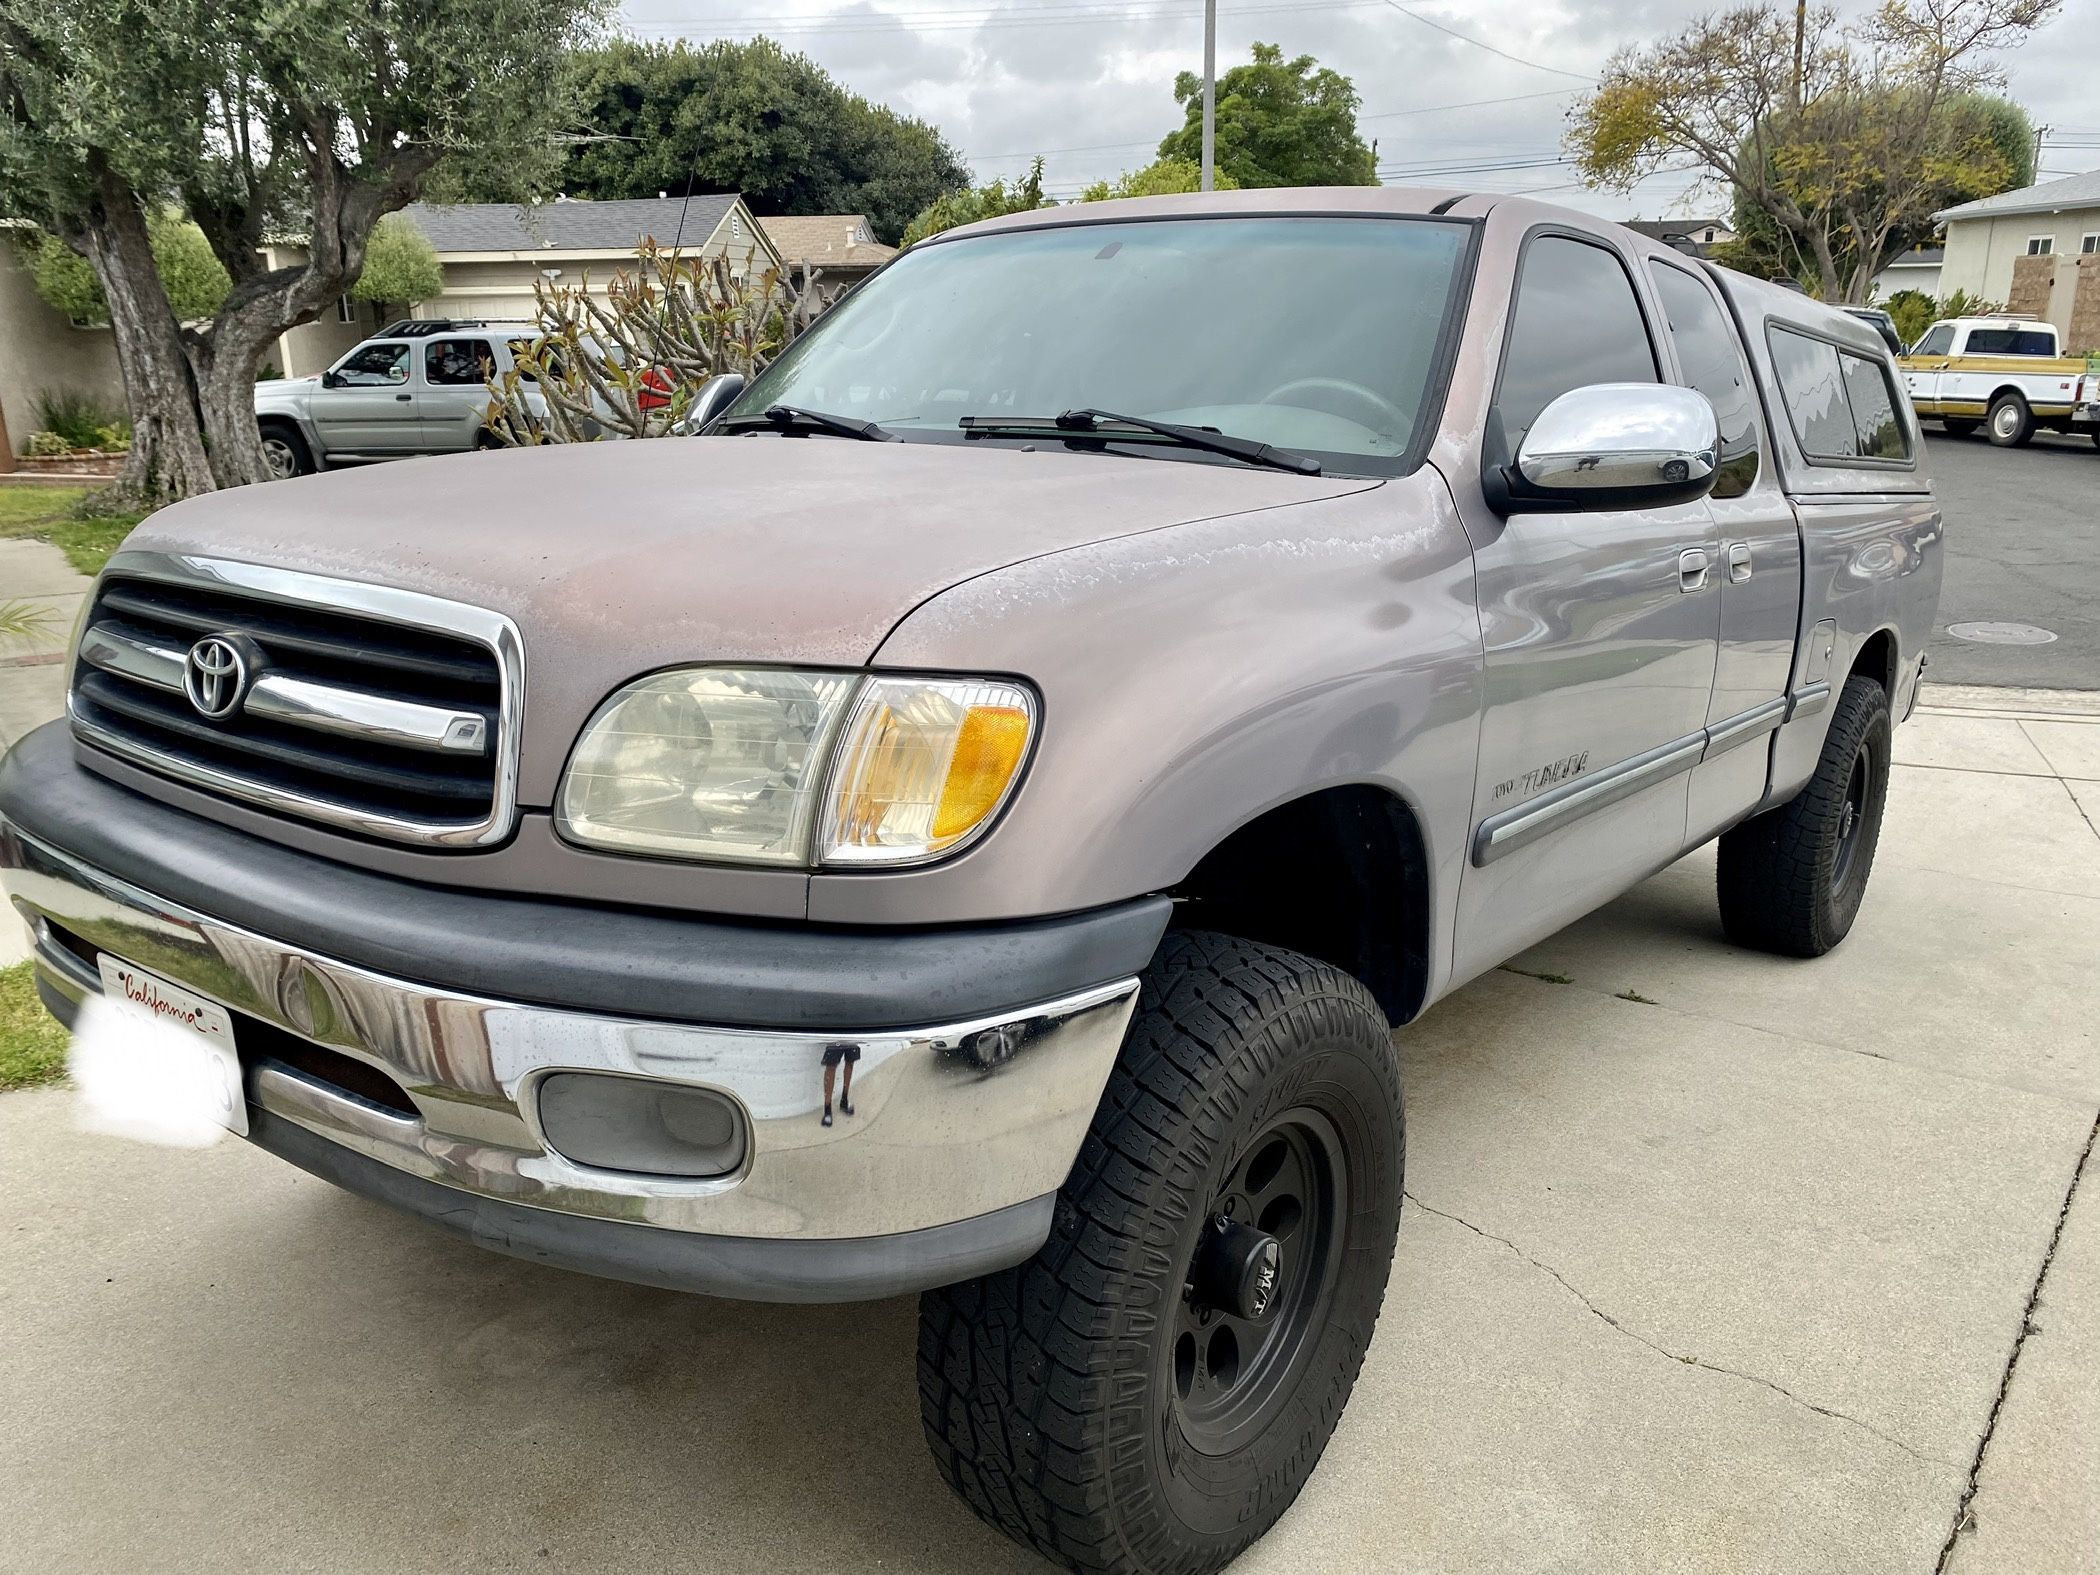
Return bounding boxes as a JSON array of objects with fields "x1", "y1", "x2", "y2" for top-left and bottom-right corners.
[
  {"x1": 1940, "y1": 418, "x2": 1978, "y2": 438},
  {"x1": 258, "y1": 421, "x2": 315, "y2": 478},
  {"x1": 918, "y1": 931, "x2": 1403, "y2": 1575},
  {"x1": 1716, "y1": 674, "x2": 1892, "y2": 957},
  {"x1": 1986, "y1": 391, "x2": 2035, "y2": 447}
]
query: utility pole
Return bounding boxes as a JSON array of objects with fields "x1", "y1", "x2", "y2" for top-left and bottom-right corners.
[
  {"x1": 1791, "y1": 0, "x2": 1806, "y2": 111},
  {"x1": 2030, "y1": 123, "x2": 2048, "y2": 184},
  {"x1": 1201, "y1": 0, "x2": 1217, "y2": 192}
]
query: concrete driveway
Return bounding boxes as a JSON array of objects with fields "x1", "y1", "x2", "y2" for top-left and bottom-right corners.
[{"x1": 3, "y1": 686, "x2": 2095, "y2": 1575}]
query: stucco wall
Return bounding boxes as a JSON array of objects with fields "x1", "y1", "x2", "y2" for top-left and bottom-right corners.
[
  {"x1": 0, "y1": 242, "x2": 129, "y2": 456},
  {"x1": 1938, "y1": 207, "x2": 2100, "y2": 306}
]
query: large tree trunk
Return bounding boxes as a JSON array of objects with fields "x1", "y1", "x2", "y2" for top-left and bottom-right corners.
[
  {"x1": 189, "y1": 143, "x2": 443, "y2": 485},
  {"x1": 73, "y1": 172, "x2": 218, "y2": 508}
]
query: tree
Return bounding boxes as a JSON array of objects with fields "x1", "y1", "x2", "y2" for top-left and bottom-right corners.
[
  {"x1": 21, "y1": 214, "x2": 229, "y2": 324},
  {"x1": 0, "y1": 0, "x2": 604, "y2": 505},
  {"x1": 1568, "y1": 0, "x2": 2058, "y2": 303},
  {"x1": 900, "y1": 158, "x2": 1053, "y2": 246},
  {"x1": 351, "y1": 215, "x2": 445, "y2": 306},
  {"x1": 1711, "y1": 91, "x2": 2035, "y2": 284},
  {"x1": 557, "y1": 38, "x2": 969, "y2": 246},
  {"x1": 1078, "y1": 157, "x2": 1240, "y2": 202},
  {"x1": 1156, "y1": 43, "x2": 1375, "y2": 189}
]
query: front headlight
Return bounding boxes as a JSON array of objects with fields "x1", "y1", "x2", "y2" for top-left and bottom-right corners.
[
  {"x1": 556, "y1": 668, "x2": 1035, "y2": 868},
  {"x1": 557, "y1": 668, "x2": 859, "y2": 864}
]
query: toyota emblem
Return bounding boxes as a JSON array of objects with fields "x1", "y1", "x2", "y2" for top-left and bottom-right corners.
[{"x1": 183, "y1": 635, "x2": 251, "y2": 720}]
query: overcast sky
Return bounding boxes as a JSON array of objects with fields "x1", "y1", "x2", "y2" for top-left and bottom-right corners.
[{"x1": 613, "y1": 0, "x2": 2100, "y2": 219}]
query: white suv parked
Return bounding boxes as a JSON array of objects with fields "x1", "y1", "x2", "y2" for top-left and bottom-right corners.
[{"x1": 254, "y1": 320, "x2": 539, "y2": 477}]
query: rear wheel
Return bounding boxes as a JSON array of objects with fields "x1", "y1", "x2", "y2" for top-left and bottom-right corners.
[
  {"x1": 258, "y1": 422, "x2": 315, "y2": 478},
  {"x1": 1716, "y1": 674, "x2": 1892, "y2": 957},
  {"x1": 1986, "y1": 392, "x2": 2035, "y2": 447},
  {"x1": 1940, "y1": 418, "x2": 1978, "y2": 438},
  {"x1": 918, "y1": 931, "x2": 1402, "y2": 1575}
]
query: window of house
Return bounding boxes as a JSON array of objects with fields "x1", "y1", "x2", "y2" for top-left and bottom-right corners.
[
  {"x1": 1767, "y1": 325, "x2": 1912, "y2": 463},
  {"x1": 1913, "y1": 323, "x2": 1955, "y2": 356},
  {"x1": 1493, "y1": 235, "x2": 1658, "y2": 457},
  {"x1": 331, "y1": 341, "x2": 410, "y2": 386},
  {"x1": 1648, "y1": 261, "x2": 1761, "y2": 498},
  {"x1": 2082, "y1": 233, "x2": 2099, "y2": 255},
  {"x1": 425, "y1": 338, "x2": 494, "y2": 386},
  {"x1": 2025, "y1": 236, "x2": 2054, "y2": 256},
  {"x1": 336, "y1": 295, "x2": 358, "y2": 325}
]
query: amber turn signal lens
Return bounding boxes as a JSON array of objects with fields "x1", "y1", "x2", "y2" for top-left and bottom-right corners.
[{"x1": 820, "y1": 678, "x2": 1036, "y2": 865}]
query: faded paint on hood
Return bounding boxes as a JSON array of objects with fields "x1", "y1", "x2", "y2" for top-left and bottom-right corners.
[{"x1": 124, "y1": 435, "x2": 1376, "y2": 802}]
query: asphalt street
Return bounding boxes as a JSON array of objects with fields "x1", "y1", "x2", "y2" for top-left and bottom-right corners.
[{"x1": 1924, "y1": 428, "x2": 2100, "y2": 690}]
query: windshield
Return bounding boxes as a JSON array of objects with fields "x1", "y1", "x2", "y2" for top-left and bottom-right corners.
[{"x1": 724, "y1": 215, "x2": 1471, "y2": 474}]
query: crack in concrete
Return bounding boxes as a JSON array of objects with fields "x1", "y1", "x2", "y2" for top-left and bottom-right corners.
[
  {"x1": 1933, "y1": 1108, "x2": 2100, "y2": 1573},
  {"x1": 1404, "y1": 1192, "x2": 1958, "y2": 1470}
]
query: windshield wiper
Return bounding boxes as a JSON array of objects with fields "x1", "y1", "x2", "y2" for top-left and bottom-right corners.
[
  {"x1": 722, "y1": 404, "x2": 894, "y2": 441},
  {"x1": 958, "y1": 408, "x2": 1321, "y2": 476}
]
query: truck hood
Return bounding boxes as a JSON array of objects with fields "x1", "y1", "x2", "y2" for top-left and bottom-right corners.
[{"x1": 122, "y1": 435, "x2": 1376, "y2": 804}]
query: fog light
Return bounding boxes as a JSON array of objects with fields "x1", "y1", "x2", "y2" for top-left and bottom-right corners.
[{"x1": 536, "y1": 1073, "x2": 747, "y2": 1178}]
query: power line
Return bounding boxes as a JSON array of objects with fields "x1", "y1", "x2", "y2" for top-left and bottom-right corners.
[
  {"x1": 1373, "y1": 0, "x2": 1595, "y2": 83},
  {"x1": 625, "y1": 0, "x2": 1382, "y2": 35},
  {"x1": 965, "y1": 86, "x2": 1579, "y2": 163}
]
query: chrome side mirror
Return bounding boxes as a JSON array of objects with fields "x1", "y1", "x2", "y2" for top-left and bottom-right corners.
[
  {"x1": 1498, "y1": 383, "x2": 1718, "y2": 512},
  {"x1": 680, "y1": 372, "x2": 748, "y2": 435}
]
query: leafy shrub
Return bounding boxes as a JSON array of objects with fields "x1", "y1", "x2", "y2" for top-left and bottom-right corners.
[
  {"x1": 352, "y1": 215, "x2": 445, "y2": 304},
  {"x1": 33, "y1": 390, "x2": 125, "y2": 450},
  {"x1": 94, "y1": 423, "x2": 133, "y2": 453},
  {"x1": 19, "y1": 215, "x2": 230, "y2": 325},
  {"x1": 1884, "y1": 289, "x2": 1937, "y2": 346},
  {"x1": 26, "y1": 431, "x2": 75, "y2": 457}
]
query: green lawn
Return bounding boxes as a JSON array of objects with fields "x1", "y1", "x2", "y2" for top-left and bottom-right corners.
[
  {"x1": 0, "y1": 960, "x2": 66, "y2": 1091},
  {"x1": 0, "y1": 485, "x2": 145, "y2": 578}
]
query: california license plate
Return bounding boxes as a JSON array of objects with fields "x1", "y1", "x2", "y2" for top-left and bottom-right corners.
[{"x1": 94, "y1": 956, "x2": 248, "y2": 1136}]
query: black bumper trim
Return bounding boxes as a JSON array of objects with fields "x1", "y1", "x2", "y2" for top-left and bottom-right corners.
[
  {"x1": 0, "y1": 722, "x2": 1170, "y2": 1029},
  {"x1": 249, "y1": 1107, "x2": 1053, "y2": 1302}
]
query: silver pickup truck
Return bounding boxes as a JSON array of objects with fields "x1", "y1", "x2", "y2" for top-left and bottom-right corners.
[{"x1": 2, "y1": 189, "x2": 1940, "y2": 1575}]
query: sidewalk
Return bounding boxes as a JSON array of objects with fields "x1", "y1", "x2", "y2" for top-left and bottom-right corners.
[{"x1": 0, "y1": 659, "x2": 2094, "y2": 1571}]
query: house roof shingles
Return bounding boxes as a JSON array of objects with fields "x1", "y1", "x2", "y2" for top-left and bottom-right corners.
[
  {"x1": 1936, "y1": 169, "x2": 2100, "y2": 224},
  {"x1": 756, "y1": 214, "x2": 897, "y2": 268},
  {"x1": 400, "y1": 195, "x2": 744, "y2": 253}
]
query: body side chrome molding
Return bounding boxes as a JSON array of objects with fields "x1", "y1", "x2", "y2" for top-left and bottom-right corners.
[
  {"x1": 70, "y1": 551, "x2": 523, "y2": 847},
  {"x1": 1472, "y1": 687, "x2": 1825, "y2": 867}
]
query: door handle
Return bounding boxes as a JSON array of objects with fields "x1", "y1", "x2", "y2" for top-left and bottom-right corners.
[
  {"x1": 1727, "y1": 542, "x2": 1752, "y2": 583},
  {"x1": 394, "y1": 393, "x2": 412, "y2": 402},
  {"x1": 1677, "y1": 547, "x2": 1710, "y2": 593}
]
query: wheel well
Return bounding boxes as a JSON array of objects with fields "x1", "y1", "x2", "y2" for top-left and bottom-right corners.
[
  {"x1": 1851, "y1": 628, "x2": 1897, "y2": 697},
  {"x1": 1166, "y1": 785, "x2": 1430, "y2": 1027},
  {"x1": 1988, "y1": 385, "x2": 2028, "y2": 409}
]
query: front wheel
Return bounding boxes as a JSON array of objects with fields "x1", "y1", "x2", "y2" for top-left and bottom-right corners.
[
  {"x1": 1986, "y1": 392, "x2": 2035, "y2": 447},
  {"x1": 258, "y1": 422, "x2": 315, "y2": 478},
  {"x1": 1716, "y1": 674, "x2": 1892, "y2": 957},
  {"x1": 919, "y1": 931, "x2": 1403, "y2": 1575}
]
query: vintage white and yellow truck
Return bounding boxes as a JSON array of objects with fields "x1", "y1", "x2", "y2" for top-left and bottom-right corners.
[{"x1": 1898, "y1": 314, "x2": 2100, "y2": 448}]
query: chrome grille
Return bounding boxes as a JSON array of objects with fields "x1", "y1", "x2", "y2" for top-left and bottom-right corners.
[{"x1": 68, "y1": 553, "x2": 522, "y2": 847}]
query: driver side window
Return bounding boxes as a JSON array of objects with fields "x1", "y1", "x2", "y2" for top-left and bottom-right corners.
[
  {"x1": 1493, "y1": 235, "x2": 1659, "y2": 458},
  {"x1": 333, "y1": 342, "x2": 410, "y2": 387}
]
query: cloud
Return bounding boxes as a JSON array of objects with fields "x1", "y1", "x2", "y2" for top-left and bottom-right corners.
[{"x1": 618, "y1": 0, "x2": 2100, "y2": 218}]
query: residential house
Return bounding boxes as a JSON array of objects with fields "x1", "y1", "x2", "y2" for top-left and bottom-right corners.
[
  {"x1": 269, "y1": 194, "x2": 781, "y2": 379},
  {"x1": 1934, "y1": 169, "x2": 2100, "y2": 348},
  {"x1": 1623, "y1": 218, "x2": 1737, "y2": 258},
  {"x1": 754, "y1": 214, "x2": 897, "y2": 299},
  {"x1": 1869, "y1": 244, "x2": 1944, "y2": 302},
  {"x1": 0, "y1": 221, "x2": 131, "y2": 464}
]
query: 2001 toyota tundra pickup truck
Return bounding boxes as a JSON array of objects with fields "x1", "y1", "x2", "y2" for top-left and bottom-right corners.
[{"x1": 0, "y1": 189, "x2": 1940, "y2": 1575}]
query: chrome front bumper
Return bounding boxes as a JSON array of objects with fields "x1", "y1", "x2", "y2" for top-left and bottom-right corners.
[{"x1": 3, "y1": 823, "x2": 1141, "y2": 1299}]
